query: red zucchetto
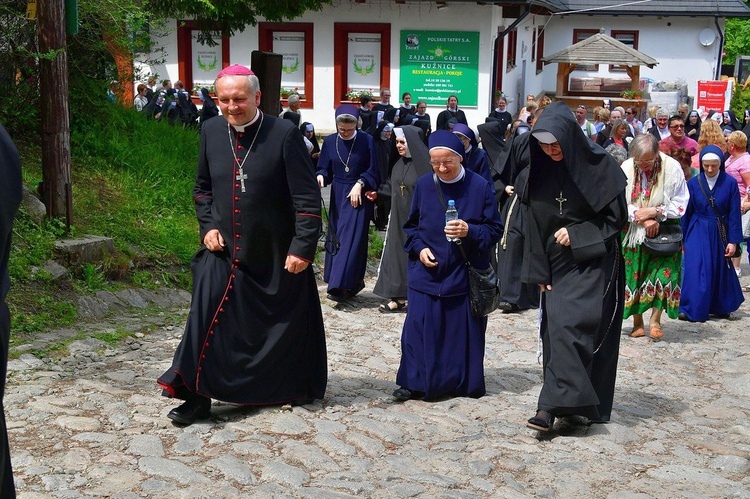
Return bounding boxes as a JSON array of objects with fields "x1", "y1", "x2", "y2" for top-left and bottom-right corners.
[{"x1": 216, "y1": 64, "x2": 255, "y2": 79}]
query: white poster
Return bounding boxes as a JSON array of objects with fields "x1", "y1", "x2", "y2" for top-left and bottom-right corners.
[
  {"x1": 273, "y1": 32, "x2": 305, "y2": 94},
  {"x1": 192, "y1": 32, "x2": 222, "y2": 87},
  {"x1": 347, "y1": 33, "x2": 380, "y2": 93}
]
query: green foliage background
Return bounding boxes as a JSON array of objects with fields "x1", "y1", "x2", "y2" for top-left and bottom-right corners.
[{"x1": 724, "y1": 1, "x2": 750, "y2": 66}]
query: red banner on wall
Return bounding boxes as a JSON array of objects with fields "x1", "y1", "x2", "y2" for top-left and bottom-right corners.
[{"x1": 696, "y1": 80, "x2": 729, "y2": 113}]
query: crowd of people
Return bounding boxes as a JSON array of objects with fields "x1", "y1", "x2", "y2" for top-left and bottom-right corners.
[
  {"x1": 140, "y1": 67, "x2": 747, "y2": 438},
  {"x1": 317, "y1": 93, "x2": 749, "y2": 432}
]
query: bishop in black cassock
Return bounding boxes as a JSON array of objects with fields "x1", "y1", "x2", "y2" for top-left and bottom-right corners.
[
  {"x1": 158, "y1": 66, "x2": 327, "y2": 425},
  {"x1": 0, "y1": 122, "x2": 21, "y2": 498}
]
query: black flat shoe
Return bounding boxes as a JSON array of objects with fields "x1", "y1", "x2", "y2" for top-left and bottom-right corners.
[
  {"x1": 526, "y1": 410, "x2": 555, "y2": 432},
  {"x1": 326, "y1": 293, "x2": 346, "y2": 303},
  {"x1": 678, "y1": 312, "x2": 689, "y2": 321},
  {"x1": 497, "y1": 301, "x2": 513, "y2": 312},
  {"x1": 392, "y1": 387, "x2": 424, "y2": 401},
  {"x1": 714, "y1": 313, "x2": 730, "y2": 319},
  {"x1": 167, "y1": 398, "x2": 211, "y2": 425},
  {"x1": 291, "y1": 397, "x2": 316, "y2": 406}
]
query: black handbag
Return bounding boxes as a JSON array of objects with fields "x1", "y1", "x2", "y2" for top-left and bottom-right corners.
[
  {"x1": 432, "y1": 174, "x2": 499, "y2": 317},
  {"x1": 642, "y1": 223, "x2": 682, "y2": 257},
  {"x1": 463, "y1": 257, "x2": 501, "y2": 317}
]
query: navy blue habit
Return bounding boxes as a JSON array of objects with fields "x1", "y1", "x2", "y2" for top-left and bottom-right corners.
[
  {"x1": 679, "y1": 169, "x2": 744, "y2": 321},
  {"x1": 398, "y1": 169, "x2": 502, "y2": 399},
  {"x1": 317, "y1": 130, "x2": 380, "y2": 297}
]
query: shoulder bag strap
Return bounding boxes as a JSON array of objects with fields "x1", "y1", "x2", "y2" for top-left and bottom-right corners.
[{"x1": 697, "y1": 175, "x2": 727, "y2": 226}]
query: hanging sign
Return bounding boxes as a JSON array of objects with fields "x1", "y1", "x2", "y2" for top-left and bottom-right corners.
[
  {"x1": 400, "y1": 30, "x2": 480, "y2": 107},
  {"x1": 192, "y1": 32, "x2": 222, "y2": 87},
  {"x1": 696, "y1": 80, "x2": 730, "y2": 115},
  {"x1": 273, "y1": 32, "x2": 305, "y2": 94},
  {"x1": 347, "y1": 33, "x2": 381, "y2": 94}
]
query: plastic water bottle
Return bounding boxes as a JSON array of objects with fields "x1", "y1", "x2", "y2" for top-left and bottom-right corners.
[{"x1": 445, "y1": 199, "x2": 459, "y2": 242}]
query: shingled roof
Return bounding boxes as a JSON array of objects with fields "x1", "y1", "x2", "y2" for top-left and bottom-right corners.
[
  {"x1": 446, "y1": 0, "x2": 750, "y2": 17},
  {"x1": 552, "y1": 0, "x2": 750, "y2": 17},
  {"x1": 542, "y1": 31, "x2": 659, "y2": 68}
]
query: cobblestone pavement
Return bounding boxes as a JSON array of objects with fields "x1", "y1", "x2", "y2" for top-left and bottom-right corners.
[{"x1": 5, "y1": 276, "x2": 750, "y2": 498}]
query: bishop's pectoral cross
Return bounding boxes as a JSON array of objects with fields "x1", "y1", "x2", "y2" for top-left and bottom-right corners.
[
  {"x1": 236, "y1": 167, "x2": 248, "y2": 193},
  {"x1": 556, "y1": 190, "x2": 567, "y2": 215},
  {"x1": 400, "y1": 183, "x2": 406, "y2": 196}
]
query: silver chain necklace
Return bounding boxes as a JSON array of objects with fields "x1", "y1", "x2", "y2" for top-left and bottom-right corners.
[
  {"x1": 227, "y1": 112, "x2": 264, "y2": 193},
  {"x1": 335, "y1": 133, "x2": 357, "y2": 173}
]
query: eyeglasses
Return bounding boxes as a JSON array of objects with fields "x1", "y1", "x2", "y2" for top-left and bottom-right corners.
[
  {"x1": 430, "y1": 160, "x2": 457, "y2": 168},
  {"x1": 670, "y1": 124, "x2": 685, "y2": 129},
  {"x1": 634, "y1": 158, "x2": 657, "y2": 166},
  {"x1": 625, "y1": 111, "x2": 634, "y2": 115},
  {"x1": 577, "y1": 105, "x2": 586, "y2": 109}
]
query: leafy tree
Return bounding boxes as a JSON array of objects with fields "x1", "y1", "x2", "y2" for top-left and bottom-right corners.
[
  {"x1": 147, "y1": 0, "x2": 331, "y2": 43},
  {"x1": 724, "y1": 1, "x2": 750, "y2": 66}
]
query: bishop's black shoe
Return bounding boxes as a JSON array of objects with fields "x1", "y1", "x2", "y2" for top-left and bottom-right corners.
[
  {"x1": 291, "y1": 397, "x2": 316, "y2": 406},
  {"x1": 167, "y1": 397, "x2": 211, "y2": 425}
]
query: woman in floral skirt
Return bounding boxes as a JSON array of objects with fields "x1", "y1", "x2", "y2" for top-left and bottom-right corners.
[{"x1": 621, "y1": 134, "x2": 689, "y2": 340}]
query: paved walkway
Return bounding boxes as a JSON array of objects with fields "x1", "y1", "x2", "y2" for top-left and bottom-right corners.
[{"x1": 5, "y1": 276, "x2": 750, "y2": 498}]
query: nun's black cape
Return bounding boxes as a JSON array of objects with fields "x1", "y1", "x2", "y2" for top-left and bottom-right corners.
[
  {"x1": 0, "y1": 123, "x2": 21, "y2": 498},
  {"x1": 684, "y1": 110, "x2": 701, "y2": 141},
  {"x1": 436, "y1": 109, "x2": 467, "y2": 130},
  {"x1": 722, "y1": 109, "x2": 742, "y2": 133},
  {"x1": 492, "y1": 128, "x2": 538, "y2": 311},
  {"x1": 477, "y1": 120, "x2": 507, "y2": 170},
  {"x1": 281, "y1": 110, "x2": 301, "y2": 128},
  {"x1": 360, "y1": 108, "x2": 375, "y2": 135},
  {"x1": 373, "y1": 121, "x2": 394, "y2": 230},
  {"x1": 519, "y1": 101, "x2": 627, "y2": 421},
  {"x1": 373, "y1": 126, "x2": 430, "y2": 300},
  {"x1": 158, "y1": 113, "x2": 327, "y2": 405},
  {"x1": 486, "y1": 109, "x2": 513, "y2": 134},
  {"x1": 300, "y1": 122, "x2": 320, "y2": 169},
  {"x1": 199, "y1": 89, "x2": 219, "y2": 129}
]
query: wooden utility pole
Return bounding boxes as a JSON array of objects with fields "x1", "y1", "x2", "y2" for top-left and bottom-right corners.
[{"x1": 38, "y1": 0, "x2": 73, "y2": 226}]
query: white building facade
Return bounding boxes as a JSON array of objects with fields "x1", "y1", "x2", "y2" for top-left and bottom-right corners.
[{"x1": 136, "y1": 0, "x2": 747, "y2": 132}]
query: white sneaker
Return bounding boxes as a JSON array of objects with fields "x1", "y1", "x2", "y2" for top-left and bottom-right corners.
[{"x1": 735, "y1": 267, "x2": 742, "y2": 278}]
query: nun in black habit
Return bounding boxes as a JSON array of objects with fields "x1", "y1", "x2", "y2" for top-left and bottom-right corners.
[
  {"x1": 519, "y1": 101, "x2": 627, "y2": 431},
  {"x1": 300, "y1": 122, "x2": 321, "y2": 169},
  {"x1": 492, "y1": 122, "x2": 538, "y2": 313},
  {"x1": 372, "y1": 121, "x2": 395, "y2": 230},
  {"x1": 477, "y1": 120, "x2": 508, "y2": 170}
]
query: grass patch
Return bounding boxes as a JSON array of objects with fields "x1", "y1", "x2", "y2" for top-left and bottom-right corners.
[
  {"x1": 90, "y1": 329, "x2": 136, "y2": 348},
  {"x1": 8, "y1": 289, "x2": 78, "y2": 336},
  {"x1": 368, "y1": 226, "x2": 384, "y2": 264},
  {"x1": 9, "y1": 105, "x2": 201, "y2": 336}
]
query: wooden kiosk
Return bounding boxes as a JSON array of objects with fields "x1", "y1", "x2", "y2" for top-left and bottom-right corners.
[{"x1": 541, "y1": 31, "x2": 659, "y2": 119}]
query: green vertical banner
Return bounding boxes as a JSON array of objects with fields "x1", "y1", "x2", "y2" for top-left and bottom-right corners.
[
  {"x1": 65, "y1": 0, "x2": 78, "y2": 35},
  {"x1": 400, "y1": 30, "x2": 480, "y2": 107}
]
